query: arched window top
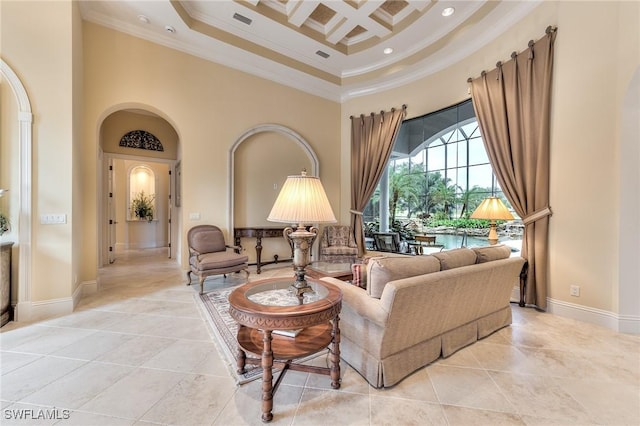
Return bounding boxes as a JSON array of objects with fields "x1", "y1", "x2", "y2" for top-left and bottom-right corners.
[{"x1": 119, "y1": 130, "x2": 164, "y2": 152}]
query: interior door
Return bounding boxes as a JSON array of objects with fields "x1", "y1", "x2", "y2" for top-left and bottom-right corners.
[
  {"x1": 167, "y1": 168, "x2": 172, "y2": 258},
  {"x1": 107, "y1": 157, "x2": 116, "y2": 264}
]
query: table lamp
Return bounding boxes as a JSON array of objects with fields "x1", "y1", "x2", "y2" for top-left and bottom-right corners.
[
  {"x1": 267, "y1": 170, "x2": 336, "y2": 297},
  {"x1": 470, "y1": 196, "x2": 514, "y2": 245}
]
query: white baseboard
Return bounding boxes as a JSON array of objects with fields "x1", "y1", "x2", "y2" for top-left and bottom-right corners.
[
  {"x1": 30, "y1": 297, "x2": 74, "y2": 321},
  {"x1": 12, "y1": 280, "x2": 98, "y2": 323},
  {"x1": 546, "y1": 298, "x2": 640, "y2": 334}
]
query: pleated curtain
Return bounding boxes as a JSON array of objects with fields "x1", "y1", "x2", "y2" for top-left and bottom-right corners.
[
  {"x1": 350, "y1": 107, "x2": 406, "y2": 257},
  {"x1": 469, "y1": 27, "x2": 557, "y2": 309}
]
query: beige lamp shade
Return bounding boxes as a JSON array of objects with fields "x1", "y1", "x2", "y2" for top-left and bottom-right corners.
[
  {"x1": 470, "y1": 197, "x2": 514, "y2": 221},
  {"x1": 470, "y1": 197, "x2": 513, "y2": 245},
  {"x1": 267, "y1": 171, "x2": 336, "y2": 225}
]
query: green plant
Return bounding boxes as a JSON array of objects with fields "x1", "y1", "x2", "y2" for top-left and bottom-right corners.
[
  {"x1": 0, "y1": 212, "x2": 8, "y2": 236},
  {"x1": 130, "y1": 191, "x2": 155, "y2": 221}
]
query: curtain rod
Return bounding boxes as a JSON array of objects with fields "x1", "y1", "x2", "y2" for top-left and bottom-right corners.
[
  {"x1": 350, "y1": 104, "x2": 407, "y2": 120},
  {"x1": 467, "y1": 26, "x2": 557, "y2": 83}
]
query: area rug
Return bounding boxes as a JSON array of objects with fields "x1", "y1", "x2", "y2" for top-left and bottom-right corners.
[{"x1": 196, "y1": 285, "x2": 321, "y2": 385}]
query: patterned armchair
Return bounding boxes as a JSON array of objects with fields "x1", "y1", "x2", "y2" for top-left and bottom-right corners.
[{"x1": 320, "y1": 225, "x2": 359, "y2": 262}]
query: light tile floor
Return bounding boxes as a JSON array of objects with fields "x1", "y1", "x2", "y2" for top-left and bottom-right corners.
[{"x1": 1, "y1": 248, "x2": 639, "y2": 425}]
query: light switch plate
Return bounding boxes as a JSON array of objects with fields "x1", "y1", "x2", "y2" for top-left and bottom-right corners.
[{"x1": 41, "y1": 214, "x2": 67, "y2": 224}]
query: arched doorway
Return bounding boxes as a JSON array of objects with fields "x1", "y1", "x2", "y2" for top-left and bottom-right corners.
[
  {"x1": 1, "y1": 59, "x2": 33, "y2": 322},
  {"x1": 97, "y1": 108, "x2": 181, "y2": 267}
]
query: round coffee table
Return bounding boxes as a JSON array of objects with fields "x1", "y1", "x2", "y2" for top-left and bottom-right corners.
[{"x1": 228, "y1": 277, "x2": 342, "y2": 423}]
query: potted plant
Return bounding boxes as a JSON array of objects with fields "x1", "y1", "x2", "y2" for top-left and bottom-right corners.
[
  {"x1": 130, "y1": 191, "x2": 155, "y2": 221},
  {"x1": 0, "y1": 212, "x2": 8, "y2": 236}
]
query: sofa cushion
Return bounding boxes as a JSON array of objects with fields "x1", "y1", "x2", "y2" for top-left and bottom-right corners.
[
  {"x1": 472, "y1": 245, "x2": 512, "y2": 263},
  {"x1": 367, "y1": 255, "x2": 441, "y2": 298},
  {"x1": 432, "y1": 247, "x2": 477, "y2": 270}
]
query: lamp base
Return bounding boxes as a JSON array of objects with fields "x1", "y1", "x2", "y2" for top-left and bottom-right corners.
[
  {"x1": 488, "y1": 223, "x2": 499, "y2": 245},
  {"x1": 283, "y1": 225, "x2": 319, "y2": 300},
  {"x1": 290, "y1": 268, "x2": 313, "y2": 299}
]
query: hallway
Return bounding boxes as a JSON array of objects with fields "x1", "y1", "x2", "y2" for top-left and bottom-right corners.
[{"x1": 1, "y1": 249, "x2": 639, "y2": 425}]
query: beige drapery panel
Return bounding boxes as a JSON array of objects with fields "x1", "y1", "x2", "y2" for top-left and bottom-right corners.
[
  {"x1": 350, "y1": 106, "x2": 407, "y2": 257},
  {"x1": 469, "y1": 26, "x2": 557, "y2": 309}
]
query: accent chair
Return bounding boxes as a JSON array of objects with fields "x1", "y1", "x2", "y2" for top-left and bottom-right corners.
[
  {"x1": 187, "y1": 225, "x2": 249, "y2": 294},
  {"x1": 319, "y1": 225, "x2": 359, "y2": 262}
]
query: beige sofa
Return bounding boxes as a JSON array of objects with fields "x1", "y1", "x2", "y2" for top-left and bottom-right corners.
[{"x1": 320, "y1": 245, "x2": 526, "y2": 388}]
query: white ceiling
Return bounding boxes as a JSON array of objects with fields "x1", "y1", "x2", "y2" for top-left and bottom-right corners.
[{"x1": 79, "y1": 0, "x2": 541, "y2": 102}]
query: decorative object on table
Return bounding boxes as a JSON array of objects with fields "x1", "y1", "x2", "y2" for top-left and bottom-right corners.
[
  {"x1": 267, "y1": 170, "x2": 336, "y2": 298},
  {"x1": 470, "y1": 196, "x2": 514, "y2": 245},
  {"x1": 130, "y1": 190, "x2": 155, "y2": 221}
]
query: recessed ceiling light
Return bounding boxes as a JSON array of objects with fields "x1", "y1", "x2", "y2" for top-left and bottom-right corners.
[
  {"x1": 442, "y1": 7, "x2": 455, "y2": 17},
  {"x1": 383, "y1": 47, "x2": 394, "y2": 55},
  {"x1": 138, "y1": 15, "x2": 150, "y2": 24},
  {"x1": 165, "y1": 25, "x2": 175, "y2": 33}
]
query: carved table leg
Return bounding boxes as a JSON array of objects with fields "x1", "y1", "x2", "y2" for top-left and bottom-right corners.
[
  {"x1": 236, "y1": 346, "x2": 247, "y2": 375},
  {"x1": 329, "y1": 316, "x2": 341, "y2": 389},
  {"x1": 519, "y1": 261, "x2": 529, "y2": 307},
  {"x1": 256, "y1": 236, "x2": 263, "y2": 274},
  {"x1": 261, "y1": 329, "x2": 274, "y2": 422}
]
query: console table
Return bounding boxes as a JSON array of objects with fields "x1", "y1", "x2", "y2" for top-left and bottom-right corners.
[{"x1": 234, "y1": 227, "x2": 292, "y2": 273}]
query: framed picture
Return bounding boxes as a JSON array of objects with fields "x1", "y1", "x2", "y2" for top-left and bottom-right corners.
[{"x1": 175, "y1": 161, "x2": 182, "y2": 207}]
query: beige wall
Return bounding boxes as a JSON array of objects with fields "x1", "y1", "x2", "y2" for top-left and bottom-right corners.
[
  {"x1": 341, "y1": 1, "x2": 639, "y2": 315},
  {"x1": 1, "y1": 0, "x2": 76, "y2": 303},
  {"x1": 234, "y1": 131, "x2": 313, "y2": 263},
  {"x1": 81, "y1": 21, "x2": 341, "y2": 276},
  {"x1": 101, "y1": 110, "x2": 179, "y2": 160}
]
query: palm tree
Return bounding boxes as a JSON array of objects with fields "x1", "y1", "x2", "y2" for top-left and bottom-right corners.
[
  {"x1": 458, "y1": 186, "x2": 485, "y2": 218},
  {"x1": 388, "y1": 164, "x2": 423, "y2": 225},
  {"x1": 430, "y1": 179, "x2": 459, "y2": 218}
]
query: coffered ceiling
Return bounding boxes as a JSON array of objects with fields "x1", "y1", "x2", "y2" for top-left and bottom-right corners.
[{"x1": 79, "y1": 0, "x2": 541, "y2": 101}]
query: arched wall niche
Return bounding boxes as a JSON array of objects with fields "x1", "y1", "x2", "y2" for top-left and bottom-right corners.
[
  {"x1": 0, "y1": 58, "x2": 33, "y2": 322},
  {"x1": 228, "y1": 124, "x2": 319, "y2": 263}
]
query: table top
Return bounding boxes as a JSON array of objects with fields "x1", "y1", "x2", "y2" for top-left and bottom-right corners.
[
  {"x1": 228, "y1": 278, "x2": 342, "y2": 330},
  {"x1": 307, "y1": 261, "x2": 353, "y2": 277}
]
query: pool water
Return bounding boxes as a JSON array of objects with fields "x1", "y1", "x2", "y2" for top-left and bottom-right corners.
[{"x1": 426, "y1": 234, "x2": 522, "y2": 253}]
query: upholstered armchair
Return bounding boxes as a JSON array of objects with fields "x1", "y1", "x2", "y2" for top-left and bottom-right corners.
[
  {"x1": 187, "y1": 225, "x2": 249, "y2": 294},
  {"x1": 320, "y1": 225, "x2": 359, "y2": 262}
]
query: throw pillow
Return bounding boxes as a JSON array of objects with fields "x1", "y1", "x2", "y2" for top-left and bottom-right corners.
[
  {"x1": 351, "y1": 263, "x2": 367, "y2": 289},
  {"x1": 472, "y1": 244, "x2": 512, "y2": 263},
  {"x1": 432, "y1": 247, "x2": 477, "y2": 270}
]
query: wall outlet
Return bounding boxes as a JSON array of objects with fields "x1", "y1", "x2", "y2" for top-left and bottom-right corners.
[
  {"x1": 188, "y1": 212, "x2": 201, "y2": 220},
  {"x1": 570, "y1": 285, "x2": 580, "y2": 297}
]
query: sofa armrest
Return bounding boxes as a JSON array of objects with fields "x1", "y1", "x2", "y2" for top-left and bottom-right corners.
[{"x1": 319, "y1": 277, "x2": 389, "y2": 327}]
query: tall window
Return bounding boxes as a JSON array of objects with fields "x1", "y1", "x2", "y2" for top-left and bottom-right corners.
[{"x1": 364, "y1": 99, "x2": 514, "y2": 227}]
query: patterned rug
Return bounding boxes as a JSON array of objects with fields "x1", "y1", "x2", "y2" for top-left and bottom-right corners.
[{"x1": 196, "y1": 285, "x2": 263, "y2": 384}]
